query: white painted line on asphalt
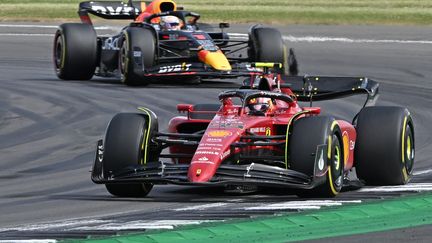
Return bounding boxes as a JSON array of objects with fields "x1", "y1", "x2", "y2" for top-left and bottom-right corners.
[
  {"x1": 228, "y1": 33, "x2": 432, "y2": 45},
  {"x1": 72, "y1": 220, "x2": 218, "y2": 230},
  {"x1": 0, "y1": 220, "x2": 109, "y2": 232},
  {"x1": 173, "y1": 202, "x2": 228, "y2": 211},
  {"x1": 2, "y1": 24, "x2": 432, "y2": 44},
  {"x1": 0, "y1": 24, "x2": 110, "y2": 30},
  {"x1": 0, "y1": 33, "x2": 53, "y2": 36},
  {"x1": 360, "y1": 183, "x2": 432, "y2": 192},
  {"x1": 413, "y1": 169, "x2": 432, "y2": 176},
  {"x1": 245, "y1": 200, "x2": 362, "y2": 210}
]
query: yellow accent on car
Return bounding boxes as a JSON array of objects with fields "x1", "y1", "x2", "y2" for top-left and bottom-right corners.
[
  {"x1": 265, "y1": 127, "x2": 271, "y2": 136},
  {"x1": 335, "y1": 146, "x2": 341, "y2": 171},
  {"x1": 402, "y1": 166, "x2": 408, "y2": 182},
  {"x1": 407, "y1": 134, "x2": 412, "y2": 161},
  {"x1": 401, "y1": 116, "x2": 408, "y2": 163},
  {"x1": 202, "y1": 51, "x2": 231, "y2": 71},
  {"x1": 327, "y1": 165, "x2": 339, "y2": 196},
  {"x1": 208, "y1": 130, "x2": 232, "y2": 137},
  {"x1": 60, "y1": 34, "x2": 66, "y2": 69},
  {"x1": 254, "y1": 62, "x2": 282, "y2": 69},
  {"x1": 328, "y1": 121, "x2": 338, "y2": 159},
  {"x1": 138, "y1": 107, "x2": 152, "y2": 165}
]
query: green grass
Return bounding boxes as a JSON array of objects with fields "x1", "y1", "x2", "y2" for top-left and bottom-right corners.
[{"x1": 1, "y1": 0, "x2": 432, "y2": 25}]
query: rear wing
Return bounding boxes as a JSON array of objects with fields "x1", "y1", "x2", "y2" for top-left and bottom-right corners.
[
  {"x1": 78, "y1": 1, "x2": 182, "y2": 24},
  {"x1": 280, "y1": 75, "x2": 379, "y2": 106},
  {"x1": 78, "y1": 1, "x2": 146, "y2": 21}
]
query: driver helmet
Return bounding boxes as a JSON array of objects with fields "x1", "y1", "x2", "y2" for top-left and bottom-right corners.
[
  {"x1": 160, "y1": 16, "x2": 181, "y2": 30},
  {"x1": 247, "y1": 98, "x2": 273, "y2": 114}
]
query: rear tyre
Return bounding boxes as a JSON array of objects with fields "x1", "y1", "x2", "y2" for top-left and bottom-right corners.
[
  {"x1": 249, "y1": 26, "x2": 287, "y2": 74},
  {"x1": 103, "y1": 113, "x2": 156, "y2": 197},
  {"x1": 289, "y1": 116, "x2": 343, "y2": 197},
  {"x1": 119, "y1": 27, "x2": 156, "y2": 86},
  {"x1": 53, "y1": 23, "x2": 97, "y2": 80},
  {"x1": 355, "y1": 106, "x2": 415, "y2": 185}
]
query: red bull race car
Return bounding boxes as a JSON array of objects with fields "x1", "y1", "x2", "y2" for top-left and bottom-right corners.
[
  {"x1": 53, "y1": 0, "x2": 294, "y2": 85},
  {"x1": 91, "y1": 63, "x2": 415, "y2": 197}
]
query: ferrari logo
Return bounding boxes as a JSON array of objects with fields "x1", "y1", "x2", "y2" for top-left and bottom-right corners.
[
  {"x1": 265, "y1": 127, "x2": 271, "y2": 136},
  {"x1": 196, "y1": 169, "x2": 201, "y2": 176}
]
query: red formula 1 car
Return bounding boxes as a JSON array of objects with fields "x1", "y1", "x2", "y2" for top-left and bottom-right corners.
[{"x1": 91, "y1": 63, "x2": 415, "y2": 197}]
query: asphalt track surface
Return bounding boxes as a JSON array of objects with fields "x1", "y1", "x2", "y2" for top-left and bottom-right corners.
[{"x1": 0, "y1": 23, "x2": 431, "y2": 241}]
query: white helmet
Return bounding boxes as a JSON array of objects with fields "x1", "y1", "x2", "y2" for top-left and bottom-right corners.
[{"x1": 160, "y1": 16, "x2": 181, "y2": 30}]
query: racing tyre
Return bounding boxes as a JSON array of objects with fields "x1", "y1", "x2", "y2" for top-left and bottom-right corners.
[
  {"x1": 355, "y1": 106, "x2": 414, "y2": 185},
  {"x1": 119, "y1": 27, "x2": 156, "y2": 86},
  {"x1": 103, "y1": 113, "x2": 158, "y2": 197},
  {"x1": 53, "y1": 23, "x2": 97, "y2": 80},
  {"x1": 289, "y1": 116, "x2": 343, "y2": 197},
  {"x1": 249, "y1": 26, "x2": 287, "y2": 74}
]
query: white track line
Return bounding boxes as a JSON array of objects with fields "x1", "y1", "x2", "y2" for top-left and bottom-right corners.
[
  {"x1": 0, "y1": 220, "x2": 109, "y2": 232},
  {"x1": 73, "y1": 220, "x2": 218, "y2": 231},
  {"x1": 173, "y1": 202, "x2": 228, "y2": 211},
  {"x1": 245, "y1": 200, "x2": 362, "y2": 210},
  {"x1": 228, "y1": 32, "x2": 432, "y2": 44},
  {"x1": 1, "y1": 24, "x2": 432, "y2": 44},
  {"x1": 413, "y1": 169, "x2": 432, "y2": 176},
  {"x1": 360, "y1": 183, "x2": 432, "y2": 192},
  {"x1": 0, "y1": 33, "x2": 53, "y2": 36},
  {"x1": 0, "y1": 24, "x2": 110, "y2": 30}
]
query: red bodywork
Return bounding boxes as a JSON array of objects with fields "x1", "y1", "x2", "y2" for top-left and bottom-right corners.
[{"x1": 167, "y1": 75, "x2": 357, "y2": 183}]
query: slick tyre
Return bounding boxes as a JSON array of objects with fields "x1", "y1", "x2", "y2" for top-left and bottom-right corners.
[
  {"x1": 103, "y1": 113, "x2": 156, "y2": 197},
  {"x1": 289, "y1": 116, "x2": 344, "y2": 197},
  {"x1": 355, "y1": 106, "x2": 415, "y2": 185},
  {"x1": 119, "y1": 27, "x2": 156, "y2": 86},
  {"x1": 249, "y1": 26, "x2": 288, "y2": 74},
  {"x1": 53, "y1": 23, "x2": 97, "y2": 80}
]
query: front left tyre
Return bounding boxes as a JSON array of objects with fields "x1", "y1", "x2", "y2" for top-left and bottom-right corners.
[{"x1": 53, "y1": 23, "x2": 97, "y2": 80}]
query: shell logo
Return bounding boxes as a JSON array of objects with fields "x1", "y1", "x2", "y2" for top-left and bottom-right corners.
[{"x1": 208, "y1": 130, "x2": 232, "y2": 137}]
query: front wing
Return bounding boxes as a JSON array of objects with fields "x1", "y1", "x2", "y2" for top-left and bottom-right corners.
[
  {"x1": 91, "y1": 140, "x2": 329, "y2": 189},
  {"x1": 139, "y1": 62, "x2": 263, "y2": 79}
]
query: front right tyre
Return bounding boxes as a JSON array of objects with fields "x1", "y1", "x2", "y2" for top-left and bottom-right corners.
[
  {"x1": 118, "y1": 27, "x2": 156, "y2": 86},
  {"x1": 289, "y1": 116, "x2": 344, "y2": 197},
  {"x1": 103, "y1": 113, "x2": 157, "y2": 197}
]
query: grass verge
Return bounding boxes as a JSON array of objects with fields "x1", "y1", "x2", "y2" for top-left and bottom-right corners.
[{"x1": 1, "y1": 1, "x2": 431, "y2": 25}]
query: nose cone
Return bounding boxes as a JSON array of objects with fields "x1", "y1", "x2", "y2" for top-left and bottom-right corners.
[
  {"x1": 198, "y1": 50, "x2": 232, "y2": 71},
  {"x1": 188, "y1": 129, "x2": 238, "y2": 183},
  {"x1": 188, "y1": 161, "x2": 217, "y2": 183}
]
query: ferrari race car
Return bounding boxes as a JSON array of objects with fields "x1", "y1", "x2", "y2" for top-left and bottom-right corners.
[
  {"x1": 91, "y1": 63, "x2": 415, "y2": 197},
  {"x1": 53, "y1": 0, "x2": 294, "y2": 85}
]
